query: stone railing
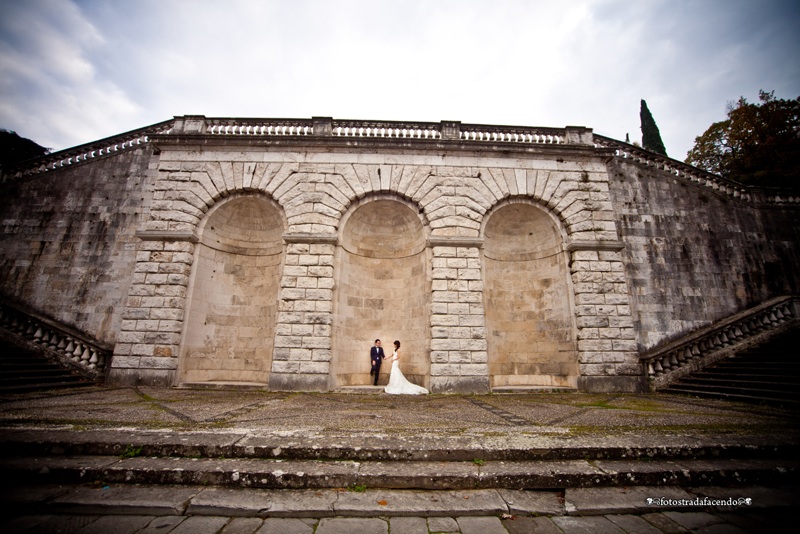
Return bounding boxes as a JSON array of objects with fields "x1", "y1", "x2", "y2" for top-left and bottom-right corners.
[
  {"x1": 459, "y1": 123, "x2": 567, "y2": 144},
  {"x1": 171, "y1": 116, "x2": 590, "y2": 145},
  {"x1": 1, "y1": 119, "x2": 175, "y2": 182},
  {"x1": 593, "y1": 134, "x2": 800, "y2": 206},
  {"x1": 593, "y1": 134, "x2": 754, "y2": 201},
  {"x1": 641, "y1": 296, "x2": 799, "y2": 390},
  {"x1": 0, "y1": 299, "x2": 113, "y2": 378},
  {"x1": 205, "y1": 118, "x2": 314, "y2": 136},
  {"x1": 5, "y1": 116, "x2": 798, "y2": 208},
  {"x1": 331, "y1": 119, "x2": 442, "y2": 139}
]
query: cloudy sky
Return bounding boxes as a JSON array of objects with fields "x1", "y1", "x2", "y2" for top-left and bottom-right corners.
[{"x1": 1, "y1": 0, "x2": 798, "y2": 161}]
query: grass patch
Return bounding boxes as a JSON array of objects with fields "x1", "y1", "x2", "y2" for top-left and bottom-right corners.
[{"x1": 120, "y1": 444, "x2": 143, "y2": 458}]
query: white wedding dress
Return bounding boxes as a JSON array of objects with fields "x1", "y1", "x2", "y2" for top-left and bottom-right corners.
[{"x1": 384, "y1": 351, "x2": 429, "y2": 395}]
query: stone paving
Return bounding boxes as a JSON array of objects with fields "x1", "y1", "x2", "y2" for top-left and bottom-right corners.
[
  {"x1": 0, "y1": 386, "x2": 798, "y2": 533},
  {"x1": 2, "y1": 508, "x2": 795, "y2": 533},
  {"x1": 2, "y1": 385, "x2": 794, "y2": 434}
]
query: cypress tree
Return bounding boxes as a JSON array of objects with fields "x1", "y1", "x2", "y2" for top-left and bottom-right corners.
[{"x1": 640, "y1": 100, "x2": 667, "y2": 156}]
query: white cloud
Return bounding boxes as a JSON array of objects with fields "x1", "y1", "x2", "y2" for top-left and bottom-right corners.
[{"x1": 0, "y1": 0, "x2": 798, "y2": 159}]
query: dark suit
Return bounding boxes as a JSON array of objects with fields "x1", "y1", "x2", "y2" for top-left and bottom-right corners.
[{"x1": 370, "y1": 345, "x2": 385, "y2": 385}]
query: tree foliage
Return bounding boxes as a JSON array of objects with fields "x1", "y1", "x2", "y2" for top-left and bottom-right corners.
[
  {"x1": 640, "y1": 100, "x2": 667, "y2": 156},
  {"x1": 685, "y1": 90, "x2": 800, "y2": 189},
  {"x1": 0, "y1": 129, "x2": 49, "y2": 168}
]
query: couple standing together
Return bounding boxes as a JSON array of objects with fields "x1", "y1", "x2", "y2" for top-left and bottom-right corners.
[{"x1": 370, "y1": 339, "x2": 429, "y2": 395}]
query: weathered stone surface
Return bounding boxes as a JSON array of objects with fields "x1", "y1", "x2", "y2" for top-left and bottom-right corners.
[{"x1": 1, "y1": 117, "x2": 797, "y2": 393}]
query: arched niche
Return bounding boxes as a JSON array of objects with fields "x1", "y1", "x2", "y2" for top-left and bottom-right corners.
[
  {"x1": 180, "y1": 195, "x2": 285, "y2": 384},
  {"x1": 482, "y1": 201, "x2": 577, "y2": 388},
  {"x1": 332, "y1": 197, "x2": 430, "y2": 387}
]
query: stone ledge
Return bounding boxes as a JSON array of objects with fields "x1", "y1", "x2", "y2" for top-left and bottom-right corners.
[
  {"x1": 567, "y1": 240, "x2": 625, "y2": 252},
  {"x1": 428, "y1": 237, "x2": 484, "y2": 248},
  {"x1": 136, "y1": 230, "x2": 198, "y2": 243},
  {"x1": 282, "y1": 233, "x2": 338, "y2": 245}
]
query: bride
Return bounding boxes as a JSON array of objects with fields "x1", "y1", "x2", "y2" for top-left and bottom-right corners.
[{"x1": 384, "y1": 340, "x2": 429, "y2": 395}]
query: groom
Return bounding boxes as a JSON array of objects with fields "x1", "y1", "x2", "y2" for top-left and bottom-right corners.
[{"x1": 369, "y1": 339, "x2": 384, "y2": 386}]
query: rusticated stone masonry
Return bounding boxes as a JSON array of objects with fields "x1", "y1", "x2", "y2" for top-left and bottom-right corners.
[
  {"x1": 3, "y1": 116, "x2": 795, "y2": 394},
  {"x1": 269, "y1": 239, "x2": 336, "y2": 391},
  {"x1": 429, "y1": 242, "x2": 489, "y2": 393}
]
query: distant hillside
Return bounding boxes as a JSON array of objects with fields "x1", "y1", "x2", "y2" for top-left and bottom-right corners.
[{"x1": 0, "y1": 129, "x2": 49, "y2": 168}]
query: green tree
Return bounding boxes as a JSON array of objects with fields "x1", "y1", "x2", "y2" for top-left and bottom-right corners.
[
  {"x1": 686, "y1": 90, "x2": 800, "y2": 189},
  {"x1": 640, "y1": 100, "x2": 667, "y2": 156}
]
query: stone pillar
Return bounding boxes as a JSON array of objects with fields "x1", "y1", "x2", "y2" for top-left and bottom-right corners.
[
  {"x1": 568, "y1": 241, "x2": 645, "y2": 392},
  {"x1": 564, "y1": 126, "x2": 593, "y2": 145},
  {"x1": 440, "y1": 121, "x2": 462, "y2": 141},
  {"x1": 107, "y1": 231, "x2": 196, "y2": 386},
  {"x1": 268, "y1": 234, "x2": 336, "y2": 391},
  {"x1": 312, "y1": 117, "x2": 333, "y2": 137},
  {"x1": 429, "y1": 239, "x2": 490, "y2": 393}
]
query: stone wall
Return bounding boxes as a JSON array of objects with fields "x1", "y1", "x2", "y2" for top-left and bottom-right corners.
[
  {"x1": 608, "y1": 159, "x2": 800, "y2": 350},
  {"x1": 1, "y1": 117, "x2": 797, "y2": 393},
  {"x1": 0, "y1": 147, "x2": 157, "y2": 345},
  {"x1": 103, "y1": 122, "x2": 640, "y2": 392}
]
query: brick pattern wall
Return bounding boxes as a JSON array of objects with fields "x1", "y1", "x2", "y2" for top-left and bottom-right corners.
[{"x1": 106, "y1": 149, "x2": 641, "y2": 391}]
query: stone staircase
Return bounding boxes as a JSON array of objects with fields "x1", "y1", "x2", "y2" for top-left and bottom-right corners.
[
  {"x1": 0, "y1": 338, "x2": 94, "y2": 394},
  {"x1": 0, "y1": 428, "x2": 797, "y2": 493},
  {"x1": 0, "y1": 428, "x2": 797, "y2": 522},
  {"x1": 662, "y1": 328, "x2": 800, "y2": 407}
]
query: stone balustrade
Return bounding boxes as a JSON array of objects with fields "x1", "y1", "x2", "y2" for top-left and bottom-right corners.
[
  {"x1": 459, "y1": 124, "x2": 566, "y2": 144},
  {"x1": 331, "y1": 119, "x2": 442, "y2": 140},
  {"x1": 206, "y1": 118, "x2": 314, "y2": 136},
  {"x1": 1, "y1": 120, "x2": 174, "y2": 182},
  {"x1": 3, "y1": 116, "x2": 797, "y2": 208},
  {"x1": 593, "y1": 135, "x2": 800, "y2": 206},
  {"x1": 641, "y1": 296, "x2": 799, "y2": 389},
  {"x1": 0, "y1": 299, "x2": 112, "y2": 376}
]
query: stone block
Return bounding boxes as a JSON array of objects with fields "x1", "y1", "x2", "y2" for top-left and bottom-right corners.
[
  {"x1": 430, "y1": 375, "x2": 490, "y2": 394},
  {"x1": 271, "y1": 361, "x2": 300, "y2": 374},
  {"x1": 431, "y1": 338, "x2": 461, "y2": 351},
  {"x1": 432, "y1": 291, "x2": 459, "y2": 303},
  {"x1": 110, "y1": 355, "x2": 141, "y2": 369},
  {"x1": 139, "y1": 356, "x2": 179, "y2": 369},
  {"x1": 578, "y1": 375, "x2": 646, "y2": 393},
  {"x1": 460, "y1": 339, "x2": 487, "y2": 351},
  {"x1": 268, "y1": 373, "x2": 328, "y2": 391}
]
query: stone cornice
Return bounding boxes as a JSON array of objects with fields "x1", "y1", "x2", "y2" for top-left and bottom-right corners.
[
  {"x1": 282, "y1": 233, "x2": 339, "y2": 245},
  {"x1": 566, "y1": 240, "x2": 625, "y2": 252},
  {"x1": 428, "y1": 237, "x2": 484, "y2": 248},
  {"x1": 136, "y1": 230, "x2": 198, "y2": 243}
]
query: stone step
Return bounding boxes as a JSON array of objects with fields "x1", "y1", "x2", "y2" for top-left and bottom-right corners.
[
  {"x1": 664, "y1": 387, "x2": 800, "y2": 407},
  {"x1": 662, "y1": 328, "x2": 800, "y2": 406},
  {"x1": 0, "y1": 380, "x2": 94, "y2": 394},
  {"x1": 2, "y1": 454, "x2": 797, "y2": 490},
  {"x1": 688, "y1": 371, "x2": 800, "y2": 380},
  {"x1": 3, "y1": 484, "x2": 796, "y2": 519},
  {"x1": 0, "y1": 371, "x2": 82, "y2": 384},
  {"x1": 703, "y1": 363, "x2": 800, "y2": 373},
  {"x1": 672, "y1": 378, "x2": 800, "y2": 394},
  {"x1": 2, "y1": 428, "x2": 795, "y2": 463},
  {"x1": 0, "y1": 338, "x2": 94, "y2": 393}
]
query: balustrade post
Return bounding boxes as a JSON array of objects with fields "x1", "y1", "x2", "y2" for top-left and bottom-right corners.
[
  {"x1": 441, "y1": 121, "x2": 461, "y2": 141},
  {"x1": 312, "y1": 117, "x2": 333, "y2": 136},
  {"x1": 565, "y1": 126, "x2": 593, "y2": 145},
  {"x1": 174, "y1": 115, "x2": 207, "y2": 134}
]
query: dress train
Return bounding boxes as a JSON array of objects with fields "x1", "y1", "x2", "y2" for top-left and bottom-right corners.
[{"x1": 384, "y1": 359, "x2": 428, "y2": 395}]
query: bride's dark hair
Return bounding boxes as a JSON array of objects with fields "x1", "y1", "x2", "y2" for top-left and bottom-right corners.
[{"x1": 393, "y1": 340, "x2": 400, "y2": 348}]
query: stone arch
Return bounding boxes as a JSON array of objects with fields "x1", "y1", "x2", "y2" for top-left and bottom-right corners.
[
  {"x1": 481, "y1": 198, "x2": 578, "y2": 388},
  {"x1": 331, "y1": 195, "x2": 431, "y2": 387},
  {"x1": 179, "y1": 193, "x2": 286, "y2": 385}
]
